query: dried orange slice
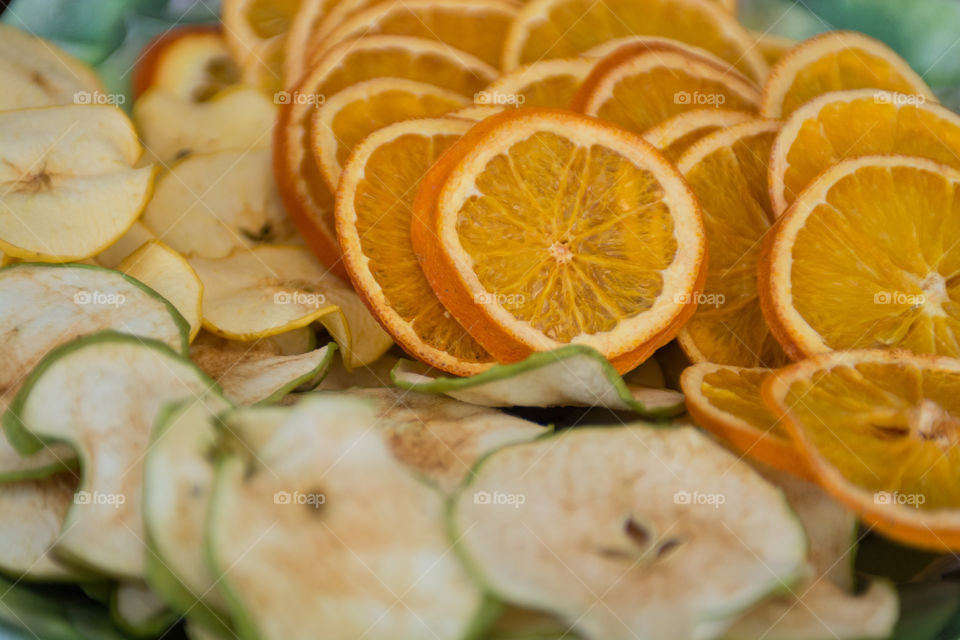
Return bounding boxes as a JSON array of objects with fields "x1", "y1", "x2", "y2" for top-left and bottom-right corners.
[
  {"x1": 314, "y1": 0, "x2": 518, "y2": 69},
  {"x1": 274, "y1": 35, "x2": 497, "y2": 275},
  {"x1": 336, "y1": 117, "x2": 494, "y2": 376},
  {"x1": 479, "y1": 57, "x2": 596, "y2": 109},
  {"x1": 282, "y1": 0, "x2": 330, "y2": 87},
  {"x1": 750, "y1": 30, "x2": 796, "y2": 67},
  {"x1": 643, "y1": 108, "x2": 754, "y2": 161},
  {"x1": 760, "y1": 30, "x2": 935, "y2": 119},
  {"x1": 450, "y1": 105, "x2": 505, "y2": 121},
  {"x1": 221, "y1": 0, "x2": 303, "y2": 66},
  {"x1": 763, "y1": 349, "x2": 960, "y2": 551},
  {"x1": 760, "y1": 155, "x2": 960, "y2": 360},
  {"x1": 769, "y1": 89, "x2": 960, "y2": 216},
  {"x1": 412, "y1": 108, "x2": 706, "y2": 373},
  {"x1": 681, "y1": 363, "x2": 812, "y2": 479},
  {"x1": 676, "y1": 120, "x2": 789, "y2": 367},
  {"x1": 572, "y1": 40, "x2": 761, "y2": 135},
  {"x1": 133, "y1": 25, "x2": 239, "y2": 101},
  {"x1": 312, "y1": 78, "x2": 467, "y2": 190},
  {"x1": 503, "y1": 0, "x2": 768, "y2": 81}
]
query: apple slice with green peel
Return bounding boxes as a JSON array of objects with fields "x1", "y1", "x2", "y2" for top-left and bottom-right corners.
[
  {"x1": 0, "y1": 262, "x2": 189, "y2": 482},
  {"x1": 142, "y1": 148, "x2": 300, "y2": 259},
  {"x1": 450, "y1": 426, "x2": 807, "y2": 640},
  {"x1": 94, "y1": 221, "x2": 157, "y2": 269},
  {"x1": 0, "y1": 105, "x2": 156, "y2": 261},
  {"x1": 392, "y1": 346, "x2": 685, "y2": 418},
  {"x1": 208, "y1": 395, "x2": 491, "y2": 640},
  {"x1": 3, "y1": 332, "x2": 224, "y2": 579},
  {"x1": 119, "y1": 240, "x2": 204, "y2": 342},
  {"x1": 487, "y1": 606, "x2": 583, "y2": 640},
  {"x1": 110, "y1": 582, "x2": 178, "y2": 639}
]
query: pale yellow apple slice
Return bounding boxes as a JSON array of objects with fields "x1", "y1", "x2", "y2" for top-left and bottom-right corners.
[
  {"x1": 95, "y1": 221, "x2": 157, "y2": 268},
  {"x1": 110, "y1": 582, "x2": 177, "y2": 638},
  {"x1": 0, "y1": 106, "x2": 155, "y2": 261},
  {"x1": 118, "y1": 240, "x2": 204, "y2": 341},
  {"x1": 141, "y1": 148, "x2": 299, "y2": 258}
]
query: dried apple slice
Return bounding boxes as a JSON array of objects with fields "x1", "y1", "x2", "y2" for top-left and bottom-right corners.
[
  {"x1": 208, "y1": 395, "x2": 490, "y2": 640},
  {"x1": 0, "y1": 106, "x2": 155, "y2": 261},
  {"x1": 392, "y1": 345, "x2": 684, "y2": 418},
  {"x1": 95, "y1": 221, "x2": 157, "y2": 269},
  {"x1": 110, "y1": 582, "x2": 178, "y2": 638},
  {"x1": 119, "y1": 240, "x2": 204, "y2": 342},
  {"x1": 3, "y1": 332, "x2": 224, "y2": 579},
  {"x1": 133, "y1": 26, "x2": 239, "y2": 101},
  {"x1": 141, "y1": 148, "x2": 299, "y2": 259},
  {"x1": 451, "y1": 426, "x2": 807, "y2": 640}
]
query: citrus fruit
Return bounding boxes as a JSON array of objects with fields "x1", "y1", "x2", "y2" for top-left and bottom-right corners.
[
  {"x1": 273, "y1": 35, "x2": 497, "y2": 275},
  {"x1": 675, "y1": 119, "x2": 789, "y2": 367},
  {"x1": 643, "y1": 108, "x2": 754, "y2": 161},
  {"x1": 336, "y1": 117, "x2": 494, "y2": 376},
  {"x1": 221, "y1": 0, "x2": 303, "y2": 65},
  {"x1": 760, "y1": 155, "x2": 960, "y2": 360},
  {"x1": 572, "y1": 39, "x2": 761, "y2": 134},
  {"x1": 450, "y1": 104, "x2": 505, "y2": 121},
  {"x1": 763, "y1": 349, "x2": 960, "y2": 551},
  {"x1": 760, "y1": 30, "x2": 936, "y2": 119},
  {"x1": 479, "y1": 57, "x2": 597, "y2": 109},
  {"x1": 769, "y1": 89, "x2": 960, "y2": 216},
  {"x1": 680, "y1": 363, "x2": 812, "y2": 479},
  {"x1": 132, "y1": 25, "x2": 239, "y2": 102},
  {"x1": 282, "y1": 0, "x2": 331, "y2": 87},
  {"x1": 312, "y1": 78, "x2": 467, "y2": 190},
  {"x1": 412, "y1": 108, "x2": 706, "y2": 373},
  {"x1": 502, "y1": 0, "x2": 768, "y2": 81},
  {"x1": 750, "y1": 30, "x2": 796, "y2": 67}
]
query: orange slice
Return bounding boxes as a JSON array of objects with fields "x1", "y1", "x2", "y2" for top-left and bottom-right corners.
[
  {"x1": 479, "y1": 57, "x2": 596, "y2": 109},
  {"x1": 572, "y1": 40, "x2": 761, "y2": 135},
  {"x1": 411, "y1": 108, "x2": 707, "y2": 373},
  {"x1": 133, "y1": 25, "x2": 238, "y2": 101},
  {"x1": 763, "y1": 349, "x2": 960, "y2": 551},
  {"x1": 681, "y1": 363, "x2": 812, "y2": 479},
  {"x1": 283, "y1": 0, "x2": 341, "y2": 87},
  {"x1": 676, "y1": 120, "x2": 790, "y2": 367},
  {"x1": 450, "y1": 105, "x2": 505, "y2": 121},
  {"x1": 273, "y1": 35, "x2": 497, "y2": 276},
  {"x1": 750, "y1": 30, "x2": 796, "y2": 67},
  {"x1": 768, "y1": 89, "x2": 960, "y2": 216},
  {"x1": 760, "y1": 155, "x2": 960, "y2": 360},
  {"x1": 313, "y1": 0, "x2": 518, "y2": 69},
  {"x1": 311, "y1": 78, "x2": 467, "y2": 190},
  {"x1": 221, "y1": 0, "x2": 303, "y2": 65},
  {"x1": 643, "y1": 108, "x2": 754, "y2": 161},
  {"x1": 335, "y1": 117, "x2": 494, "y2": 375},
  {"x1": 760, "y1": 30, "x2": 935, "y2": 119},
  {"x1": 503, "y1": 0, "x2": 768, "y2": 81},
  {"x1": 305, "y1": 0, "x2": 381, "y2": 61}
]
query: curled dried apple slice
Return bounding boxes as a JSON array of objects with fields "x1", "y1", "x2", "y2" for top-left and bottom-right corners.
[
  {"x1": 0, "y1": 106, "x2": 155, "y2": 261},
  {"x1": 450, "y1": 426, "x2": 807, "y2": 640},
  {"x1": 3, "y1": 332, "x2": 225, "y2": 579},
  {"x1": 393, "y1": 345, "x2": 685, "y2": 418},
  {"x1": 208, "y1": 395, "x2": 489, "y2": 640}
]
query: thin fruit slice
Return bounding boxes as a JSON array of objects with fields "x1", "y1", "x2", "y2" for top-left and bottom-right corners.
[
  {"x1": 208, "y1": 396, "x2": 489, "y2": 640},
  {"x1": 134, "y1": 86, "x2": 275, "y2": 166},
  {"x1": 451, "y1": 104, "x2": 505, "y2": 121},
  {"x1": 760, "y1": 30, "x2": 935, "y2": 119},
  {"x1": 487, "y1": 607, "x2": 582, "y2": 640},
  {"x1": 119, "y1": 240, "x2": 204, "y2": 342},
  {"x1": 573, "y1": 40, "x2": 761, "y2": 134},
  {"x1": 306, "y1": 0, "x2": 380, "y2": 52},
  {"x1": 0, "y1": 23, "x2": 104, "y2": 110},
  {"x1": 3, "y1": 332, "x2": 224, "y2": 579},
  {"x1": 503, "y1": 0, "x2": 768, "y2": 81},
  {"x1": 239, "y1": 36, "x2": 288, "y2": 94},
  {"x1": 763, "y1": 349, "x2": 960, "y2": 551},
  {"x1": 642, "y1": 108, "x2": 754, "y2": 162},
  {"x1": 676, "y1": 120, "x2": 789, "y2": 367},
  {"x1": 110, "y1": 583, "x2": 177, "y2": 639},
  {"x1": 274, "y1": 35, "x2": 497, "y2": 275},
  {"x1": 0, "y1": 106, "x2": 155, "y2": 261},
  {"x1": 132, "y1": 25, "x2": 240, "y2": 101},
  {"x1": 282, "y1": 0, "x2": 333, "y2": 88},
  {"x1": 680, "y1": 363, "x2": 811, "y2": 479},
  {"x1": 142, "y1": 148, "x2": 299, "y2": 259},
  {"x1": 479, "y1": 57, "x2": 597, "y2": 109},
  {"x1": 95, "y1": 221, "x2": 157, "y2": 269},
  {"x1": 768, "y1": 89, "x2": 960, "y2": 216},
  {"x1": 221, "y1": 0, "x2": 303, "y2": 66},
  {"x1": 393, "y1": 345, "x2": 685, "y2": 417},
  {"x1": 413, "y1": 108, "x2": 706, "y2": 373},
  {"x1": 760, "y1": 155, "x2": 960, "y2": 359},
  {"x1": 318, "y1": 352, "x2": 401, "y2": 390},
  {"x1": 316, "y1": 0, "x2": 518, "y2": 68},
  {"x1": 335, "y1": 117, "x2": 494, "y2": 376},
  {"x1": 451, "y1": 426, "x2": 806, "y2": 640},
  {"x1": 312, "y1": 78, "x2": 467, "y2": 190},
  {"x1": 750, "y1": 30, "x2": 796, "y2": 67}
]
